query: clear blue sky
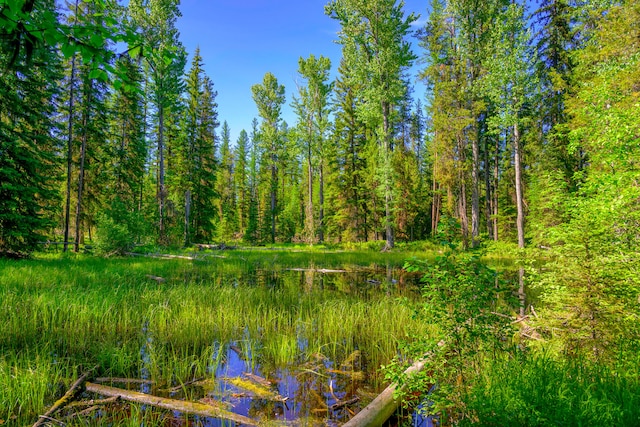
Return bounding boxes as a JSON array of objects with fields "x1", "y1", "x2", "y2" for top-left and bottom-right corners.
[{"x1": 176, "y1": 0, "x2": 429, "y2": 144}]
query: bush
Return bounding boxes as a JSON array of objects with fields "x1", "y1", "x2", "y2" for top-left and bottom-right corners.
[{"x1": 95, "y1": 200, "x2": 147, "y2": 256}]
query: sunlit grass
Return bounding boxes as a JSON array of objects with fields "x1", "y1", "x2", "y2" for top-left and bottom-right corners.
[
  {"x1": 456, "y1": 350, "x2": 640, "y2": 426},
  {"x1": 0, "y1": 250, "x2": 433, "y2": 425}
]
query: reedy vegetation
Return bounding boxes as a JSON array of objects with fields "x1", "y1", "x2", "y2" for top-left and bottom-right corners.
[{"x1": 0, "y1": 252, "x2": 430, "y2": 424}]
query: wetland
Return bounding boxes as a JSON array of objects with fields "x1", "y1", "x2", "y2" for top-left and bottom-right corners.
[{"x1": 1, "y1": 248, "x2": 436, "y2": 426}]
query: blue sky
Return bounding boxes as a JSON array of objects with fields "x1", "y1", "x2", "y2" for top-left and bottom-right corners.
[{"x1": 176, "y1": 0, "x2": 429, "y2": 144}]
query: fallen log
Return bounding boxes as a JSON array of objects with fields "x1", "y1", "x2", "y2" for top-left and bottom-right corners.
[
  {"x1": 94, "y1": 377, "x2": 154, "y2": 385},
  {"x1": 85, "y1": 382, "x2": 257, "y2": 426},
  {"x1": 330, "y1": 396, "x2": 360, "y2": 411},
  {"x1": 33, "y1": 368, "x2": 96, "y2": 427},
  {"x1": 67, "y1": 396, "x2": 119, "y2": 408},
  {"x1": 286, "y1": 268, "x2": 348, "y2": 273},
  {"x1": 125, "y1": 252, "x2": 197, "y2": 261},
  {"x1": 145, "y1": 275, "x2": 166, "y2": 284},
  {"x1": 342, "y1": 358, "x2": 427, "y2": 427}
]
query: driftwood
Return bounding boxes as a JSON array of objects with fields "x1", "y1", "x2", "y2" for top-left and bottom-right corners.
[
  {"x1": 330, "y1": 396, "x2": 360, "y2": 411},
  {"x1": 67, "y1": 396, "x2": 119, "y2": 408},
  {"x1": 342, "y1": 358, "x2": 427, "y2": 427},
  {"x1": 125, "y1": 252, "x2": 197, "y2": 261},
  {"x1": 33, "y1": 368, "x2": 96, "y2": 427},
  {"x1": 145, "y1": 275, "x2": 166, "y2": 283},
  {"x1": 243, "y1": 372, "x2": 273, "y2": 388},
  {"x1": 85, "y1": 382, "x2": 257, "y2": 426},
  {"x1": 286, "y1": 268, "x2": 348, "y2": 273},
  {"x1": 195, "y1": 243, "x2": 236, "y2": 251},
  {"x1": 94, "y1": 377, "x2": 154, "y2": 385},
  {"x1": 165, "y1": 377, "x2": 205, "y2": 393}
]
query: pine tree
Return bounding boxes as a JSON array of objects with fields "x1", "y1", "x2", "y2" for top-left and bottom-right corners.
[
  {"x1": 251, "y1": 72, "x2": 286, "y2": 243},
  {"x1": 0, "y1": 0, "x2": 62, "y2": 255},
  {"x1": 129, "y1": 0, "x2": 186, "y2": 243},
  {"x1": 180, "y1": 49, "x2": 219, "y2": 245},
  {"x1": 328, "y1": 58, "x2": 371, "y2": 241},
  {"x1": 108, "y1": 55, "x2": 147, "y2": 213},
  {"x1": 293, "y1": 54, "x2": 333, "y2": 243},
  {"x1": 244, "y1": 118, "x2": 261, "y2": 243},
  {"x1": 234, "y1": 129, "x2": 250, "y2": 237},
  {"x1": 535, "y1": 0, "x2": 640, "y2": 355},
  {"x1": 216, "y1": 121, "x2": 235, "y2": 240}
]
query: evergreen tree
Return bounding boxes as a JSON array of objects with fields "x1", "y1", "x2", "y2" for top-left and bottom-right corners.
[
  {"x1": 293, "y1": 54, "x2": 333, "y2": 243},
  {"x1": 108, "y1": 55, "x2": 147, "y2": 213},
  {"x1": 216, "y1": 121, "x2": 235, "y2": 240},
  {"x1": 234, "y1": 129, "x2": 250, "y2": 237},
  {"x1": 129, "y1": 0, "x2": 186, "y2": 243},
  {"x1": 251, "y1": 72, "x2": 286, "y2": 243},
  {"x1": 0, "y1": 0, "x2": 62, "y2": 255},
  {"x1": 179, "y1": 49, "x2": 219, "y2": 245},
  {"x1": 535, "y1": 0, "x2": 640, "y2": 355},
  {"x1": 244, "y1": 118, "x2": 261, "y2": 243},
  {"x1": 478, "y1": 1, "x2": 538, "y2": 314}
]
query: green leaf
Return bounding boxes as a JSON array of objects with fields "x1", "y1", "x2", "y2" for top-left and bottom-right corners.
[
  {"x1": 128, "y1": 45, "x2": 142, "y2": 59},
  {"x1": 61, "y1": 42, "x2": 76, "y2": 59},
  {"x1": 90, "y1": 34, "x2": 104, "y2": 48},
  {"x1": 88, "y1": 68, "x2": 109, "y2": 82}
]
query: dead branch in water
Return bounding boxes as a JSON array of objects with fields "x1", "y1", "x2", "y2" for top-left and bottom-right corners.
[
  {"x1": 84, "y1": 382, "x2": 258, "y2": 426},
  {"x1": 33, "y1": 367, "x2": 97, "y2": 427}
]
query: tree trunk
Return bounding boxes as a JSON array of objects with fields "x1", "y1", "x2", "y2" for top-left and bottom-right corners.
[
  {"x1": 63, "y1": 0, "x2": 79, "y2": 253},
  {"x1": 319, "y1": 161, "x2": 325, "y2": 243},
  {"x1": 305, "y1": 128, "x2": 314, "y2": 243},
  {"x1": 270, "y1": 158, "x2": 277, "y2": 244},
  {"x1": 73, "y1": 101, "x2": 88, "y2": 253},
  {"x1": 514, "y1": 121, "x2": 526, "y2": 316},
  {"x1": 431, "y1": 142, "x2": 440, "y2": 237},
  {"x1": 158, "y1": 105, "x2": 166, "y2": 243},
  {"x1": 471, "y1": 125, "x2": 480, "y2": 247},
  {"x1": 184, "y1": 189, "x2": 191, "y2": 246},
  {"x1": 493, "y1": 134, "x2": 500, "y2": 240},
  {"x1": 382, "y1": 102, "x2": 394, "y2": 250},
  {"x1": 458, "y1": 182, "x2": 469, "y2": 249},
  {"x1": 33, "y1": 369, "x2": 95, "y2": 427},
  {"x1": 484, "y1": 134, "x2": 493, "y2": 240},
  {"x1": 342, "y1": 358, "x2": 427, "y2": 427}
]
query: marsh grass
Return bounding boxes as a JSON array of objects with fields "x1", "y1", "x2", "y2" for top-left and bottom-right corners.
[
  {"x1": 457, "y1": 351, "x2": 640, "y2": 426},
  {"x1": 0, "y1": 249, "x2": 431, "y2": 425}
]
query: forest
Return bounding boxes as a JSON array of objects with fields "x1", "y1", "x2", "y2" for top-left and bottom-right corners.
[{"x1": 1, "y1": 0, "x2": 639, "y2": 425}]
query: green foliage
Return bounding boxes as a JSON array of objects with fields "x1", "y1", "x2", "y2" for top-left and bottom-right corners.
[
  {"x1": 251, "y1": 72, "x2": 286, "y2": 243},
  {"x1": 95, "y1": 200, "x2": 147, "y2": 255},
  {"x1": 0, "y1": 0, "x2": 139, "y2": 87},
  {"x1": 460, "y1": 352, "x2": 640, "y2": 426},
  {"x1": 326, "y1": 0, "x2": 417, "y2": 249},
  {"x1": 391, "y1": 252, "x2": 516, "y2": 417},
  {"x1": 0, "y1": 0, "x2": 61, "y2": 256},
  {"x1": 528, "y1": 0, "x2": 640, "y2": 359}
]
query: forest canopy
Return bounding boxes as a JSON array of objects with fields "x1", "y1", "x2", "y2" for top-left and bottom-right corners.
[{"x1": 0, "y1": 0, "x2": 637, "y2": 256}]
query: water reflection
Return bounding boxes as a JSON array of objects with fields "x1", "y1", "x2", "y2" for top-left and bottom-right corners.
[{"x1": 135, "y1": 266, "x2": 422, "y2": 426}]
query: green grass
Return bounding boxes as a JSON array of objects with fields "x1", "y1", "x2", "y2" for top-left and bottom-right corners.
[
  {"x1": 0, "y1": 250, "x2": 433, "y2": 425},
  {"x1": 456, "y1": 351, "x2": 640, "y2": 426}
]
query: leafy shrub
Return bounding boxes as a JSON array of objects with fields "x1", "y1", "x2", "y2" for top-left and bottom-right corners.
[{"x1": 95, "y1": 200, "x2": 148, "y2": 256}]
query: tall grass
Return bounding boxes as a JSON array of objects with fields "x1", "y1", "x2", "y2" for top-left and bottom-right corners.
[
  {"x1": 0, "y1": 251, "x2": 431, "y2": 425},
  {"x1": 456, "y1": 351, "x2": 640, "y2": 426}
]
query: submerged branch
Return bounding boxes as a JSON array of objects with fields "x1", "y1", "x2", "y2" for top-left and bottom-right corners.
[
  {"x1": 33, "y1": 367, "x2": 97, "y2": 427},
  {"x1": 85, "y1": 382, "x2": 258, "y2": 425}
]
